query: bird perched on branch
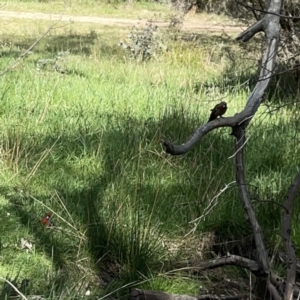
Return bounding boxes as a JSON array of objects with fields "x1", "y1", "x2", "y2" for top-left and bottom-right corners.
[{"x1": 208, "y1": 101, "x2": 227, "y2": 122}]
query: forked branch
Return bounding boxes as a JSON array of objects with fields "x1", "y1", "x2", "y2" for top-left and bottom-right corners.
[
  {"x1": 161, "y1": 1, "x2": 285, "y2": 299},
  {"x1": 162, "y1": 0, "x2": 282, "y2": 156}
]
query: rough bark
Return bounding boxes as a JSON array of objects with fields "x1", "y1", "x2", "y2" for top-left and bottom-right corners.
[
  {"x1": 159, "y1": 1, "x2": 300, "y2": 300},
  {"x1": 190, "y1": 254, "x2": 260, "y2": 274},
  {"x1": 233, "y1": 127, "x2": 269, "y2": 276},
  {"x1": 162, "y1": 0, "x2": 282, "y2": 156},
  {"x1": 130, "y1": 289, "x2": 244, "y2": 300},
  {"x1": 281, "y1": 171, "x2": 300, "y2": 299},
  {"x1": 162, "y1": 0, "x2": 283, "y2": 277}
]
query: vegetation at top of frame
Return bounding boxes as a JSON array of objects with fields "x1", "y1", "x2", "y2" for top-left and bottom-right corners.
[
  {"x1": 3, "y1": 0, "x2": 170, "y2": 19},
  {"x1": 0, "y1": 6, "x2": 300, "y2": 300}
]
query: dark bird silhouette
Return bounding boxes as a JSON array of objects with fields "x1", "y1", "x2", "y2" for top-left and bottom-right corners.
[{"x1": 208, "y1": 101, "x2": 227, "y2": 122}]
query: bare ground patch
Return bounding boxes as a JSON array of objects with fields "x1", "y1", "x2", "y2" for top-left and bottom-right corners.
[{"x1": 0, "y1": 10, "x2": 246, "y2": 33}]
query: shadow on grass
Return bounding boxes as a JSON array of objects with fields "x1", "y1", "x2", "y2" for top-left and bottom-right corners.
[
  {"x1": 0, "y1": 110, "x2": 236, "y2": 295},
  {"x1": 0, "y1": 32, "x2": 94, "y2": 57},
  {"x1": 0, "y1": 31, "x2": 122, "y2": 59},
  {"x1": 1, "y1": 97, "x2": 299, "y2": 297}
]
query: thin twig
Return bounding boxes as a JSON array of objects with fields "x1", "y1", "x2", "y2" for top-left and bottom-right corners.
[
  {"x1": 0, "y1": 277, "x2": 28, "y2": 300},
  {"x1": 185, "y1": 181, "x2": 236, "y2": 237},
  {"x1": 235, "y1": 0, "x2": 300, "y2": 21},
  {"x1": 0, "y1": 18, "x2": 62, "y2": 77},
  {"x1": 228, "y1": 136, "x2": 250, "y2": 160}
]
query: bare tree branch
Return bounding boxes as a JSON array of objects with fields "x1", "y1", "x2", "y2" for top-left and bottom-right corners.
[
  {"x1": 130, "y1": 288, "x2": 198, "y2": 300},
  {"x1": 236, "y1": 19, "x2": 264, "y2": 42},
  {"x1": 0, "y1": 18, "x2": 62, "y2": 77},
  {"x1": 191, "y1": 254, "x2": 260, "y2": 274},
  {"x1": 270, "y1": 271, "x2": 300, "y2": 298},
  {"x1": 233, "y1": 127, "x2": 269, "y2": 275},
  {"x1": 235, "y1": 1, "x2": 296, "y2": 21},
  {"x1": 197, "y1": 296, "x2": 243, "y2": 300},
  {"x1": 160, "y1": 2, "x2": 300, "y2": 300},
  {"x1": 130, "y1": 289, "x2": 244, "y2": 300},
  {"x1": 281, "y1": 170, "x2": 300, "y2": 299},
  {"x1": 162, "y1": 0, "x2": 282, "y2": 156},
  {"x1": 267, "y1": 281, "x2": 282, "y2": 300}
]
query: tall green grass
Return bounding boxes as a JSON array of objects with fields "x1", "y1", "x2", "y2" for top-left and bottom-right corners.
[{"x1": 0, "y1": 17, "x2": 300, "y2": 300}]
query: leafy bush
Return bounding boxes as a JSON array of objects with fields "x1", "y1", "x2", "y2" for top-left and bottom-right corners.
[{"x1": 119, "y1": 21, "x2": 167, "y2": 61}]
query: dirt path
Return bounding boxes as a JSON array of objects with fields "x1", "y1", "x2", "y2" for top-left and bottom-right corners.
[{"x1": 0, "y1": 10, "x2": 246, "y2": 32}]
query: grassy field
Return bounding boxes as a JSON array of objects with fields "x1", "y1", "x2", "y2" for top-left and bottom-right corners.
[
  {"x1": 0, "y1": 1, "x2": 300, "y2": 299},
  {"x1": 3, "y1": 0, "x2": 168, "y2": 18}
]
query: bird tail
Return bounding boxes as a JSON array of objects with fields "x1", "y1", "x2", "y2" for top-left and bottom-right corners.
[{"x1": 208, "y1": 113, "x2": 215, "y2": 122}]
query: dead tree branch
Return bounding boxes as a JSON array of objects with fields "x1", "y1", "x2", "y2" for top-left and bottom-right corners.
[
  {"x1": 162, "y1": 0, "x2": 282, "y2": 156},
  {"x1": 191, "y1": 254, "x2": 260, "y2": 274},
  {"x1": 158, "y1": 1, "x2": 300, "y2": 300},
  {"x1": 130, "y1": 289, "x2": 244, "y2": 300},
  {"x1": 281, "y1": 171, "x2": 300, "y2": 299},
  {"x1": 0, "y1": 18, "x2": 62, "y2": 77},
  {"x1": 234, "y1": 127, "x2": 269, "y2": 276},
  {"x1": 161, "y1": 1, "x2": 286, "y2": 299},
  {"x1": 266, "y1": 282, "x2": 282, "y2": 300},
  {"x1": 235, "y1": 1, "x2": 296, "y2": 23},
  {"x1": 233, "y1": 127, "x2": 281, "y2": 299}
]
